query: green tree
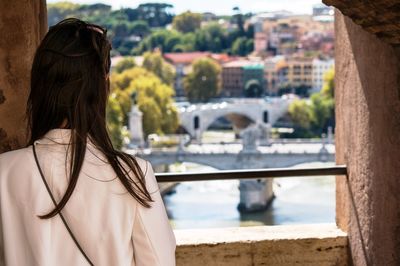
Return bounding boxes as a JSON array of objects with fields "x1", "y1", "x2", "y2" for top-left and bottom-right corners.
[
  {"x1": 287, "y1": 68, "x2": 335, "y2": 138},
  {"x1": 116, "y1": 77, "x2": 178, "y2": 137},
  {"x1": 174, "y1": 33, "x2": 196, "y2": 52},
  {"x1": 138, "y1": 97, "x2": 163, "y2": 135},
  {"x1": 127, "y1": 72, "x2": 179, "y2": 136},
  {"x1": 142, "y1": 51, "x2": 175, "y2": 86},
  {"x1": 136, "y1": 3, "x2": 174, "y2": 27},
  {"x1": 113, "y1": 57, "x2": 136, "y2": 73},
  {"x1": 129, "y1": 20, "x2": 150, "y2": 37},
  {"x1": 231, "y1": 37, "x2": 253, "y2": 56},
  {"x1": 321, "y1": 68, "x2": 334, "y2": 98},
  {"x1": 79, "y1": 3, "x2": 112, "y2": 17},
  {"x1": 245, "y1": 38, "x2": 254, "y2": 54},
  {"x1": 47, "y1": 4, "x2": 256, "y2": 56},
  {"x1": 315, "y1": 68, "x2": 335, "y2": 131},
  {"x1": 47, "y1": 2, "x2": 81, "y2": 25},
  {"x1": 183, "y1": 58, "x2": 222, "y2": 103},
  {"x1": 106, "y1": 93, "x2": 125, "y2": 149},
  {"x1": 172, "y1": 11, "x2": 202, "y2": 33},
  {"x1": 309, "y1": 93, "x2": 333, "y2": 134},
  {"x1": 133, "y1": 29, "x2": 179, "y2": 54},
  {"x1": 194, "y1": 23, "x2": 227, "y2": 52},
  {"x1": 288, "y1": 99, "x2": 313, "y2": 129},
  {"x1": 232, "y1": 7, "x2": 245, "y2": 36},
  {"x1": 110, "y1": 65, "x2": 179, "y2": 137}
]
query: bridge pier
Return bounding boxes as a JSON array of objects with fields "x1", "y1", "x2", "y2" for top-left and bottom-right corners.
[
  {"x1": 236, "y1": 135, "x2": 275, "y2": 212},
  {"x1": 238, "y1": 179, "x2": 274, "y2": 212}
]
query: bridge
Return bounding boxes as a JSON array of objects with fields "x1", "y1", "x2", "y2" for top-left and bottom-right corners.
[
  {"x1": 131, "y1": 136, "x2": 335, "y2": 211},
  {"x1": 136, "y1": 142, "x2": 334, "y2": 170},
  {"x1": 176, "y1": 96, "x2": 294, "y2": 141},
  {"x1": 133, "y1": 140, "x2": 334, "y2": 212}
]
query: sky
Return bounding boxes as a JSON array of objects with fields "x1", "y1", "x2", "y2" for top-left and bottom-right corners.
[{"x1": 46, "y1": 0, "x2": 325, "y2": 15}]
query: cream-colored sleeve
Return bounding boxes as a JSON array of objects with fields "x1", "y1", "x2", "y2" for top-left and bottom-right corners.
[{"x1": 132, "y1": 161, "x2": 176, "y2": 266}]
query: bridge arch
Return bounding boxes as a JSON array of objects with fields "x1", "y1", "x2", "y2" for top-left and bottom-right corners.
[
  {"x1": 244, "y1": 79, "x2": 263, "y2": 98},
  {"x1": 203, "y1": 111, "x2": 256, "y2": 133},
  {"x1": 177, "y1": 98, "x2": 293, "y2": 140},
  {"x1": 186, "y1": 108, "x2": 267, "y2": 140}
]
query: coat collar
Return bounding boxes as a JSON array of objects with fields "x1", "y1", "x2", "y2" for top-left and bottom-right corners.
[
  {"x1": 34, "y1": 129, "x2": 108, "y2": 164},
  {"x1": 35, "y1": 129, "x2": 96, "y2": 147},
  {"x1": 34, "y1": 129, "x2": 72, "y2": 145}
]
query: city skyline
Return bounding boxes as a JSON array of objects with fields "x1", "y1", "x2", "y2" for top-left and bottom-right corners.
[{"x1": 46, "y1": 0, "x2": 325, "y2": 15}]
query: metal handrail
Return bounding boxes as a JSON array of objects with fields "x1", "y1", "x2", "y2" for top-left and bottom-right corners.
[{"x1": 155, "y1": 165, "x2": 347, "y2": 182}]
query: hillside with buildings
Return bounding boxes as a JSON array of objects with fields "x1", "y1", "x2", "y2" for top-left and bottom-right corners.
[
  {"x1": 105, "y1": 4, "x2": 335, "y2": 99},
  {"x1": 48, "y1": 2, "x2": 335, "y2": 140}
]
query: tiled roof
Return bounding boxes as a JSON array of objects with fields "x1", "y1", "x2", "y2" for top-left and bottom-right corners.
[
  {"x1": 223, "y1": 60, "x2": 264, "y2": 68},
  {"x1": 163, "y1": 52, "x2": 232, "y2": 65},
  {"x1": 163, "y1": 52, "x2": 211, "y2": 64}
]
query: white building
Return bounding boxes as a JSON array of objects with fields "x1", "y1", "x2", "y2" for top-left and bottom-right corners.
[{"x1": 312, "y1": 58, "x2": 334, "y2": 92}]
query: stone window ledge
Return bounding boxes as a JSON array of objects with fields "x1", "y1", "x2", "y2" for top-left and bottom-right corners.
[{"x1": 175, "y1": 223, "x2": 348, "y2": 266}]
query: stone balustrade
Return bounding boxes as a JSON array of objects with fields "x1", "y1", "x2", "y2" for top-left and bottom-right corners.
[{"x1": 175, "y1": 224, "x2": 348, "y2": 266}]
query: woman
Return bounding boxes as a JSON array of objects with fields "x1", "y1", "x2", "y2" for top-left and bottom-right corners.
[{"x1": 0, "y1": 18, "x2": 176, "y2": 265}]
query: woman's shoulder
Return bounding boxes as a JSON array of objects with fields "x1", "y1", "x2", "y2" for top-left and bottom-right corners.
[
  {"x1": 0, "y1": 146, "x2": 33, "y2": 165},
  {"x1": 127, "y1": 155, "x2": 159, "y2": 194},
  {"x1": 0, "y1": 146, "x2": 34, "y2": 176},
  {"x1": 117, "y1": 154, "x2": 148, "y2": 174},
  {"x1": 133, "y1": 156, "x2": 149, "y2": 173}
]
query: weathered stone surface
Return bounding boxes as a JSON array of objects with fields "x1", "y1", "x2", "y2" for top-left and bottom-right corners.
[
  {"x1": 335, "y1": 11, "x2": 400, "y2": 266},
  {"x1": 0, "y1": 0, "x2": 47, "y2": 153},
  {"x1": 0, "y1": 89, "x2": 5, "y2": 104},
  {"x1": 323, "y1": 0, "x2": 400, "y2": 45},
  {"x1": 175, "y1": 224, "x2": 348, "y2": 266}
]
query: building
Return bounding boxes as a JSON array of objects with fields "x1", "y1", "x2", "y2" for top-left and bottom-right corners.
[
  {"x1": 254, "y1": 32, "x2": 268, "y2": 54},
  {"x1": 164, "y1": 52, "x2": 210, "y2": 98},
  {"x1": 221, "y1": 60, "x2": 265, "y2": 97},
  {"x1": 286, "y1": 57, "x2": 313, "y2": 89},
  {"x1": 252, "y1": 15, "x2": 269, "y2": 54},
  {"x1": 264, "y1": 56, "x2": 289, "y2": 95},
  {"x1": 299, "y1": 30, "x2": 334, "y2": 56},
  {"x1": 312, "y1": 58, "x2": 334, "y2": 92},
  {"x1": 252, "y1": 14, "x2": 334, "y2": 56},
  {"x1": 312, "y1": 4, "x2": 334, "y2": 22},
  {"x1": 163, "y1": 52, "x2": 231, "y2": 98},
  {"x1": 265, "y1": 56, "x2": 333, "y2": 95}
]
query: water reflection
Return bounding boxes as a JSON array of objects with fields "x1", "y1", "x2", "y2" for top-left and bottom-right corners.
[{"x1": 164, "y1": 162, "x2": 335, "y2": 229}]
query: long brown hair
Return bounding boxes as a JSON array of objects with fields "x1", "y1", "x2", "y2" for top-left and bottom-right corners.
[{"x1": 27, "y1": 18, "x2": 153, "y2": 219}]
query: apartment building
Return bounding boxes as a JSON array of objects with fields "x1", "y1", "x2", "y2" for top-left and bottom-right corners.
[
  {"x1": 286, "y1": 57, "x2": 314, "y2": 88},
  {"x1": 222, "y1": 60, "x2": 265, "y2": 97},
  {"x1": 312, "y1": 58, "x2": 334, "y2": 92}
]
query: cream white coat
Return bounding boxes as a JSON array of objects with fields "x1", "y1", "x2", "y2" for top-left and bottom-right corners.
[{"x1": 0, "y1": 129, "x2": 176, "y2": 266}]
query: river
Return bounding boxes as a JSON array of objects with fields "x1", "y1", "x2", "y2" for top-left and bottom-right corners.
[{"x1": 163, "y1": 161, "x2": 335, "y2": 230}]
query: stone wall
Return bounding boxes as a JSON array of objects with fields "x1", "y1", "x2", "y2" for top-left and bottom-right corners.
[
  {"x1": 335, "y1": 11, "x2": 400, "y2": 266},
  {"x1": 0, "y1": 1, "x2": 47, "y2": 153},
  {"x1": 175, "y1": 224, "x2": 348, "y2": 266},
  {"x1": 323, "y1": 0, "x2": 400, "y2": 45}
]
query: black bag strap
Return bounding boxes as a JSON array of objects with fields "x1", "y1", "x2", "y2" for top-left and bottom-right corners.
[{"x1": 32, "y1": 144, "x2": 94, "y2": 266}]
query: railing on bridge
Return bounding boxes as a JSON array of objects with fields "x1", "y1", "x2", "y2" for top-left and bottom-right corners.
[{"x1": 155, "y1": 165, "x2": 347, "y2": 182}]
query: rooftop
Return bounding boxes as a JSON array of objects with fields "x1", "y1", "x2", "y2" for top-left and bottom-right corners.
[
  {"x1": 223, "y1": 60, "x2": 264, "y2": 68},
  {"x1": 163, "y1": 52, "x2": 232, "y2": 65}
]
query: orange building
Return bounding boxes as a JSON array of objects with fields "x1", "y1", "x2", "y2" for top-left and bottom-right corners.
[{"x1": 163, "y1": 52, "x2": 231, "y2": 98}]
